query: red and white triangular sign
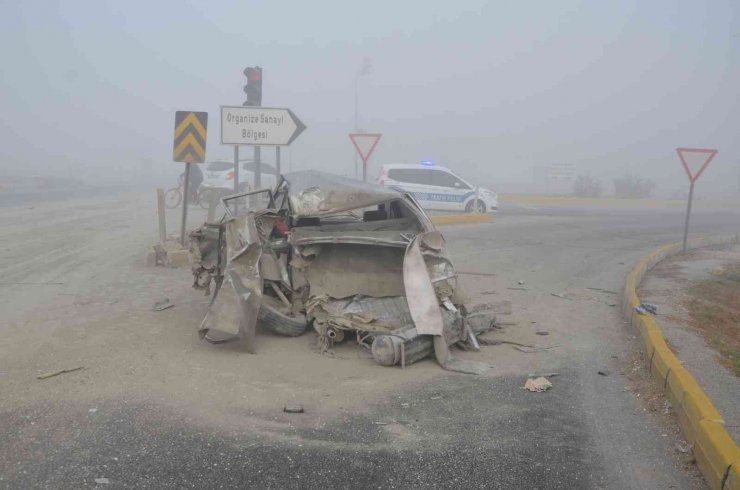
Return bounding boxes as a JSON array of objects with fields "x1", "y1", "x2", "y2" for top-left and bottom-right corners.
[
  {"x1": 349, "y1": 133, "x2": 382, "y2": 163},
  {"x1": 676, "y1": 148, "x2": 717, "y2": 183}
]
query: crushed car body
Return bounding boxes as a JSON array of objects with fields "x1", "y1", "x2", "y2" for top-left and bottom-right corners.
[{"x1": 189, "y1": 170, "x2": 495, "y2": 370}]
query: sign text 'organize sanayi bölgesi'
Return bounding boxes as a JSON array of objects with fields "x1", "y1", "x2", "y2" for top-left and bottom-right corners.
[{"x1": 220, "y1": 106, "x2": 306, "y2": 146}]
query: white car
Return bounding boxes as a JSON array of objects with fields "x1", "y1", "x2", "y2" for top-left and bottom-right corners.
[
  {"x1": 201, "y1": 159, "x2": 278, "y2": 193},
  {"x1": 377, "y1": 163, "x2": 498, "y2": 213}
]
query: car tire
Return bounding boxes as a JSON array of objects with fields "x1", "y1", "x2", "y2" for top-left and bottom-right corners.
[
  {"x1": 258, "y1": 296, "x2": 309, "y2": 337},
  {"x1": 465, "y1": 199, "x2": 486, "y2": 213}
]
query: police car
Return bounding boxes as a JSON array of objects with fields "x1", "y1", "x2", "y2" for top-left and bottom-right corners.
[{"x1": 377, "y1": 163, "x2": 498, "y2": 213}]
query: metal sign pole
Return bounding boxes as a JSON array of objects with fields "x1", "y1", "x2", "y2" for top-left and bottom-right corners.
[
  {"x1": 362, "y1": 159, "x2": 367, "y2": 182},
  {"x1": 180, "y1": 162, "x2": 191, "y2": 246},
  {"x1": 682, "y1": 181, "x2": 695, "y2": 253},
  {"x1": 254, "y1": 146, "x2": 261, "y2": 188},
  {"x1": 276, "y1": 146, "x2": 281, "y2": 176},
  {"x1": 233, "y1": 145, "x2": 240, "y2": 215},
  {"x1": 233, "y1": 146, "x2": 240, "y2": 193}
]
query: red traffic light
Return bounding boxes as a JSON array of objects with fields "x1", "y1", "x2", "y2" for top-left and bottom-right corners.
[{"x1": 244, "y1": 66, "x2": 262, "y2": 82}]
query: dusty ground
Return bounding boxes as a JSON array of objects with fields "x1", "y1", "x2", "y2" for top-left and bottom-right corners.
[
  {"x1": 639, "y1": 244, "x2": 740, "y2": 444},
  {"x1": 3, "y1": 192, "x2": 738, "y2": 488}
]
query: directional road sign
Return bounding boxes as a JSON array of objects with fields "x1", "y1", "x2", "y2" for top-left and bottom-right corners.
[
  {"x1": 173, "y1": 111, "x2": 208, "y2": 163},
  {"x1": 221, "y1": 106, "x2": 306, "y2": 146},
  {"x1": 676, "y1": 147, "x2": 718, "y2": 183}
]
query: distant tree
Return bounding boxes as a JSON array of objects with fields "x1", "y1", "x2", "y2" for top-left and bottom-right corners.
[
  {"x1": 573, "y1": 174, "x2": 603, "y2": 197},
  {"x1": 613, "y1": 174, "x2": 656, "y2": 198}
]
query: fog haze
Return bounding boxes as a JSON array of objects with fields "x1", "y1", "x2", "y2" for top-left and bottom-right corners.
[{"x1": 1, "y1": 0, "x2": 738, "y2": 196}]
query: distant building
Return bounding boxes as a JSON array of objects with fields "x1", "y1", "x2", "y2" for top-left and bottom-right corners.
[{"x1": 533, "y1": 163, "x2": 577, "y2": 195}]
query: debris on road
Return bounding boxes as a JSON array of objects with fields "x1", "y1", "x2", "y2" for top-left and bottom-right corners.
[
  {"x1": 152, "y1": 298, "x2": 174, "y2": 311},
  {"x1": 676, "y1": 441, "x2": 693, "y2": 454},
  {"x1": 514, "y1": 345, "x2": 559, "y2": 353},
  {"x1": 283, "y1": 404, "x2": 305, "y2": 414},
  {"x1": 457, "y1": 271, "x2": 497, "y2": 277},
  {"x1": 586, "y1": 287, "x2": 618, "y2": 295},
  {"x1": 598, "y1": 369, "x2": 610, "y2": 376},
  {"x1": 641, "y1": 303, "x2": 658, "y2": 314},
  {"x1": 479, "y1": 338, "x2": 532, "y2": 348},
  {"x1": 523, "y1": 377, "x2": 552, "y2": 392},
  {"x1": 94, "y1": 478, "x2": 110, "y2": 484},
  {"x1": 635, "y1": 302, "x2": 658, "y2": 315},
  {"x1": 36, "y1": 366, "x2": 84, "y2": 380},
  {"x1": 189, "y1": 171, "x2": 497, "y2": 370},
  {"x1": 535, "y1": 331, "x2": 549, "y2": 336},
  {"x1": 550, "y1": 292, "x2": 571, "y2": 300},
  {"x1": 518, "y1": 280, "x2": 525, "y2": 285}
]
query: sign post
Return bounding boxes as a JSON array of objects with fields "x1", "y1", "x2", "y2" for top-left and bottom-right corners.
[
  {"x1": 173, "y1": 111, "x2": 208, "y2": 246},
  {"x1": 349, "y1": 133, "x2": 382, "y2": 182},
  {"x1": 676, "y1": 147, "x2": 718, "y2": 252}
]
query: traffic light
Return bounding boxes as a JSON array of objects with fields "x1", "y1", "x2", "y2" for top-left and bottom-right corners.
[{"x1": 243, "y1": 66, "x2": 262, "y2": 106}]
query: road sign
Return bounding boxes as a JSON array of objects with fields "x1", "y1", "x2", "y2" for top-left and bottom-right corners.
[
  {"x1": 676, "y1": 147, "x2": 718, "y2": 252},
  {"x1": 349, "y1": 133, "x2": 381, "y2": 181},
  {"x1": 173, "y1": 111, "x2": 208, "y2": 163},
  {"x1": 220, "y1": 106, "x2": 306, "y2": 146},
  {"x1": 676, "y1": 148, "x2": 717, "y2": 183}
]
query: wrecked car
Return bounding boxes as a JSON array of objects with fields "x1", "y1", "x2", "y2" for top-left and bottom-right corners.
[{"x1": 189, "y1": 170, "x2": 495, "y2": 371}]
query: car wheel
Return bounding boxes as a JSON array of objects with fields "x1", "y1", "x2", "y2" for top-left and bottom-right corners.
[
  {"x1": 258, "y1": 296, "x2": 309, "y2": 337},
  {"x1": 465, "y1": 199, "x2": 486, "y2": 213},
  {"x1": 164, "y1": 188, "x2": 182, "y2": 209}
]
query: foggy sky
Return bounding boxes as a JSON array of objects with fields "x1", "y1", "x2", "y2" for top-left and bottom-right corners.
[{"x1": 1, "y1": 0, "x2": 738, "y2": 196}]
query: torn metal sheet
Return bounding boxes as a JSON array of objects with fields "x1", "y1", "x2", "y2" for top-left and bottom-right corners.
[
  {"x1": 403, "y1": 234, "x2": 444, "y2": 336},
  {"x1": 284, "y1": 170, "x2": 402, "y2": 217},
  {"x1": 198, "y1": 215, "x2": 263, "y2": 352}
]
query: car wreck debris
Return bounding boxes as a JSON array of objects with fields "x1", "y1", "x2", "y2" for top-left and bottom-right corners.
[
  {"x1": 188, "y1": 171, "x2": 496, "y2": 370},
  {"x1": 524, "y1": 377, "x2": 553, "y2": 392}
]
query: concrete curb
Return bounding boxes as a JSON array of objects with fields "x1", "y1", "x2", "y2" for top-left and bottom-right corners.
[
  {"x1": 623, "y1": 235, "x2": 740, "y2": 490},
  {"x1": 430, "y1": 213, "x2": 494, "y2": 225}
]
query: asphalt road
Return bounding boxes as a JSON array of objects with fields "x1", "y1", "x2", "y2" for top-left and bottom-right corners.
[{"x1": 1, "y1": 193, "x2": 738, "y2": 489}]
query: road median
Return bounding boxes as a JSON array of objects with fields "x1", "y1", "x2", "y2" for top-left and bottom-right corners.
[{"x1": 623, "y1": 235, "x2": 740, "y2": 490}]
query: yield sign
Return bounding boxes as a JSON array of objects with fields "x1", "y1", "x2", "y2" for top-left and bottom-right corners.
[
  {"x1": 676, "y1": 148, "x2": 717, "y2": 183},
  {"x1": 349, "y1": 133, "x2": 382, "y2": 163}
]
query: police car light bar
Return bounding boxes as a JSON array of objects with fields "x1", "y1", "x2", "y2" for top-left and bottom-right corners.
[{"x1": 421, "y1": 160, "x2": 434, "y2": 166}]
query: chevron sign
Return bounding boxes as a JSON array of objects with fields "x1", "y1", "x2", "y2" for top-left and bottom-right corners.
[{"x1": 173, "y1": 111, "x2": 208, "y2": 163}]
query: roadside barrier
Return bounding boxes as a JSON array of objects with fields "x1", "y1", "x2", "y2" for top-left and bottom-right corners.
[{"x1": 623, "y1": 235, "x2": 740, "y2": 490}]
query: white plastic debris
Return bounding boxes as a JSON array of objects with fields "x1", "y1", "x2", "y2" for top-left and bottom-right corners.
[{"x1": 523, "y1": 377, "x2": 552, "y2": 392}]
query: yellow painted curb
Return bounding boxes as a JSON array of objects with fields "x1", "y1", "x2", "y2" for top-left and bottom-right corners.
[
  {"x1": 430, "y1": 213, "x2": 494, "y2": 225},
  {"x1": 624, "y1": 235, "x2": 740, "y2": 490}
]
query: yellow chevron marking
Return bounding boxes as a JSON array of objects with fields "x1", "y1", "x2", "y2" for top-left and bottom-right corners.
[
  {"x1": 175, "y1": 113, "x2": 206, "y2": 139},
  {"x1": 174, "y1": 133, "x2": 205, "y2": 160}
]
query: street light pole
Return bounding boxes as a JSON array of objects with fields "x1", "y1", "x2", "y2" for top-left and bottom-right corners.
[
  {"x1": 354, "y1": 74, "x2": 359, "y2": 178},
  {"x1": 353, "y1": 57, "x2": 372, "y2": 179}
]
